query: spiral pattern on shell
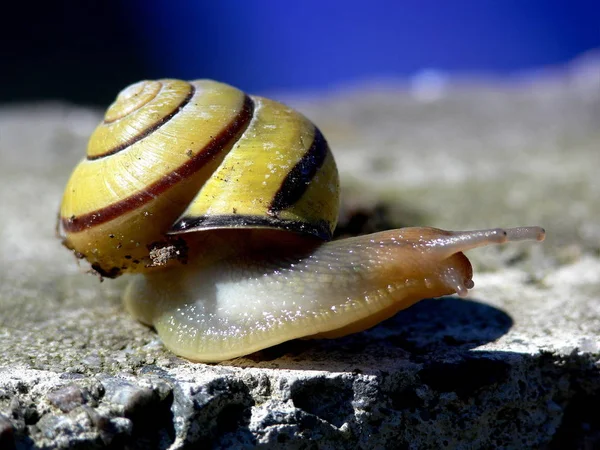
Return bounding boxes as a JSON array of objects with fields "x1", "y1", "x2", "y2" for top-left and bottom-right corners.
[{"x1": 58, "y1": 79, "x2": 340, "y2": 277}]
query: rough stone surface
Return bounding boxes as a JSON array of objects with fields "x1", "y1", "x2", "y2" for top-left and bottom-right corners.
[{"x1": 0, "y1": 54, "x2": 599, "y2": 449}]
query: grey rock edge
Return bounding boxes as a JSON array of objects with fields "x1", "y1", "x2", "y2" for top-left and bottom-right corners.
[{"x1": 0, "y1": 53, "x2": 599, "y2": 449}]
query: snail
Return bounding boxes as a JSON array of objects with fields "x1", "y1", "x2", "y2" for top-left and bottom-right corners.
[{"x1": 58, "y1": 79, "x2": 545, "y2": 362}]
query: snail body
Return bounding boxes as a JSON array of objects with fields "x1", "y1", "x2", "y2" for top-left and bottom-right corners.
[{"x1": 59, "y1": 79, "x2": 545, "y2": 362}]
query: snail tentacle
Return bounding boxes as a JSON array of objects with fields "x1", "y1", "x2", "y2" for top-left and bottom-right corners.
[{"x1": 416, "y1": 226, "x2": 546, "y2": 258}]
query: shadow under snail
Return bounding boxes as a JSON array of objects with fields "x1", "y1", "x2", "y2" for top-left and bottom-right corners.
[{"x1": 58, "y1": 79, "x2": 545, "y2": 362}]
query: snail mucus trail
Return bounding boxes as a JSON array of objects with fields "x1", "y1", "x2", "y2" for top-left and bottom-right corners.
[{"x1": 58, "y1": 79, "x2": 545, "y2": 362}]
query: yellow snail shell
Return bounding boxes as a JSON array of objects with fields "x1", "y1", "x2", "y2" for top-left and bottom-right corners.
[{"x1": 58, "y1": 79, "x2": 545, "y2": 362}]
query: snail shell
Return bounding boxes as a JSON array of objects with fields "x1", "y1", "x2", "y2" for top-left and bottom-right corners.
[
  {"x1": 59, "y1": 79, "x2": 338, "y2": 277},
  {"x1": 58, "y1": 79, "x2": 545, "y2": 362}
]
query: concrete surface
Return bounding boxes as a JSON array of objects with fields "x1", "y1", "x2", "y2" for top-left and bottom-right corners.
[{"x1": 0, "y1": 53, "x2": 599, "y2": 449}]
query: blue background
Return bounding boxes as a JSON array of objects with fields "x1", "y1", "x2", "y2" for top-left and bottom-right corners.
[
  {"x1": 2, "y1": 0, "x2": 599, "y2": 103},
  {"x1": 125, "y1": 0, "x2": 600, "y2": 93}
]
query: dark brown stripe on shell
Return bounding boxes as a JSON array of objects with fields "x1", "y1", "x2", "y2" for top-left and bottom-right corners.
[
  {"x1": 268, "y1": 127, "x2": 328, "y2": 213},
  {"x1": 88, "y1": 83, "x2": 196, "y2": 160},
  {"x1": 61, "y1": 95, "x2": 255, "y2": 233},
  {"x1": 169, "y1": 214, "x2": 332, "y2": 241}
]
